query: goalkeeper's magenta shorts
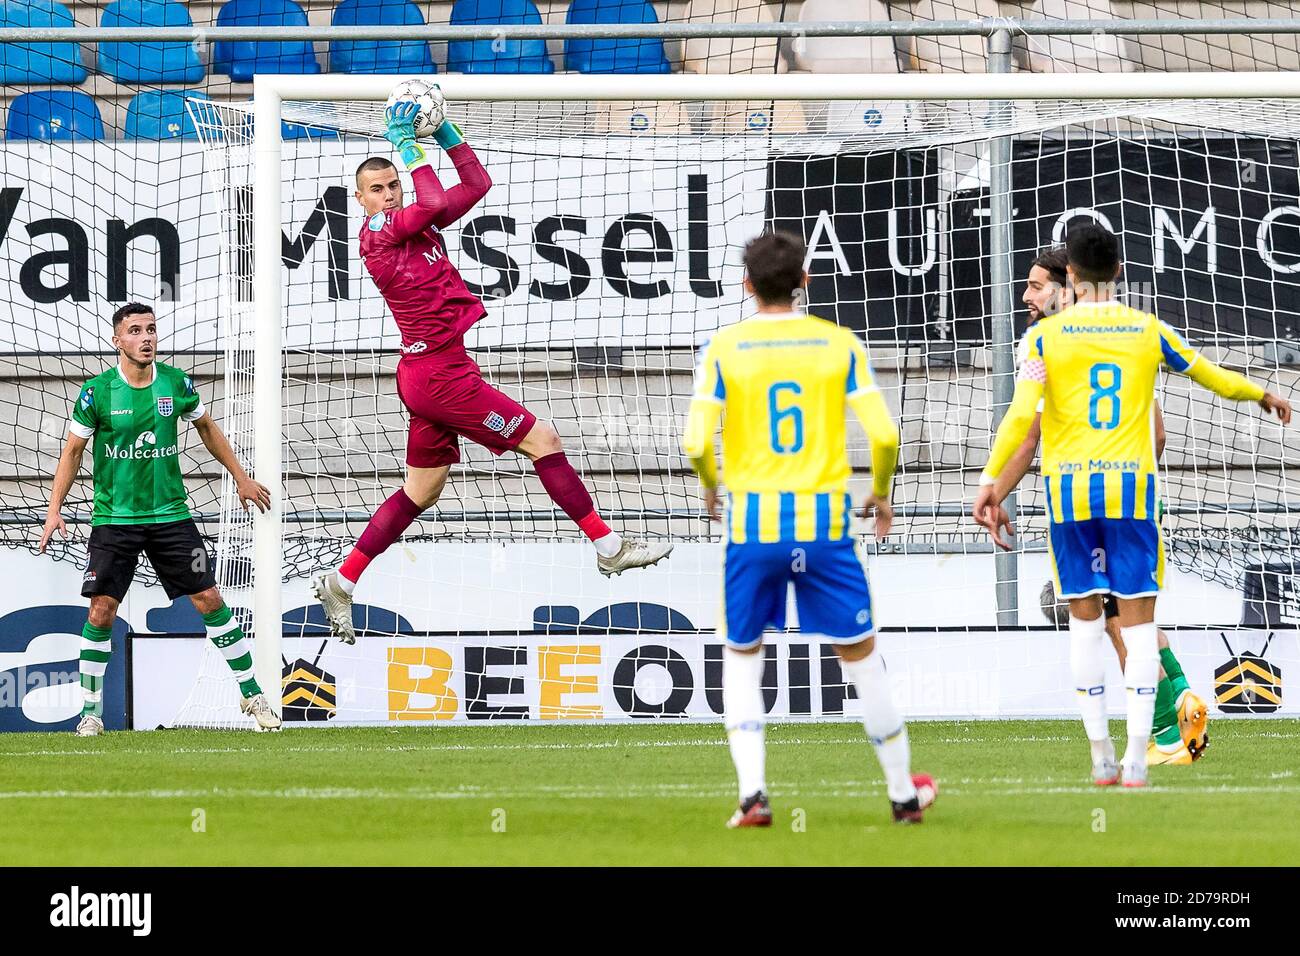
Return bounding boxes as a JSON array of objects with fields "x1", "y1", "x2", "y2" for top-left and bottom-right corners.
[{"x1": 396, "y1": 344, "x2": 536, "y2": 468}]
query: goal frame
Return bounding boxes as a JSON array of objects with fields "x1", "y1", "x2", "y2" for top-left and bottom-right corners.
[{"x1": 246, "y1": 70, "x2": 1300, "y2": 714}]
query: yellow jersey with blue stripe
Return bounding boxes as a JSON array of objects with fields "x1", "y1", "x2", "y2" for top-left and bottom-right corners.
[
  {"x1": 681, "y1": 312, "x2": 899, "y2": 544},
  {"x1": 983, "y1": 301, "x2": 1266, "y2": 523}
]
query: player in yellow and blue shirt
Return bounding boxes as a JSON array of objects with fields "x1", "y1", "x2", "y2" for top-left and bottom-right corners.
[
  {"x1": 683, "y1": 231, "x2": 935, "y2": 828},
  {"x1": 974, "y1": 225, "x2": 1291, "y2": 787},
  {"x1": 989, "y1": 246, "x2": 1209, "y2": 768}
]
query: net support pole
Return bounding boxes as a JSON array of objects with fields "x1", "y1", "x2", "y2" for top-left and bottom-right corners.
[
  {"x1": 987, "y1": 29, "x2": 1019, "y2": 627},
  {"x1": 252, "y1": 78, "x2": 284, "y2": 715}
]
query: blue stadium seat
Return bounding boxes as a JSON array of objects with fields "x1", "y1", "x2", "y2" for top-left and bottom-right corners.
[
  {"x1": 448, "y1": 0, "x2": 554, "y2": 74},
  {"x1": 6, "y1": 91, "x2": 104, "y2": 140},
  {"x1": 99, "y1": 1, "x2": 204, "y2": 83},
  {"x1": 329, "y1": 0, "x2": 435, "y2": 74},
  {"x1": 564, "y1": 0, "x2": 670, "y2": 74},
  {"x1": 126, "y1": 90, "x2": 209, "y2": 139},
  {"x1": 0, "y1": 0, "x2": 87, "y2": 83},
  {"x1": 213, "y1": 0, "x2": 321, "y2": 83}
]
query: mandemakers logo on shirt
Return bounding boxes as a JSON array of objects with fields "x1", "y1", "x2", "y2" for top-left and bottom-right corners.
[{"x1": 104, "y1": 430, "x2": 179, "y2": 461}]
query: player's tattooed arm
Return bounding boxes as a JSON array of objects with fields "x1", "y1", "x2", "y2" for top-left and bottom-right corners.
[{"x1": 39, "y1": 431, "x2": 89, "y2": 553}]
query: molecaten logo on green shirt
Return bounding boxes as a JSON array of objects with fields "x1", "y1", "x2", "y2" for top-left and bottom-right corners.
[{"x1": 104, "y1": 432, "x2": 178, "y2": 460}]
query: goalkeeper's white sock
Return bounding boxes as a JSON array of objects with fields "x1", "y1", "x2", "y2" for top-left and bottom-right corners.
[
  {"x1": 335, "y1": 571, "x2": 356, "y2": 595},
  {"x1": 840, "y1": 648, "x2": 917, "y2": 804},
  {"x1": 722, "y1": 647, "x2": 766, "y2": 801},
  {"x1": 1121, "y1": 622, "x2": 1160, "y2": 767},
  {"x1": 1069, "y1": 613, "x2": 1111, "y2": 756},
  {"x1": 593, "y1": 532, "x2": 622, "y2": 559}
]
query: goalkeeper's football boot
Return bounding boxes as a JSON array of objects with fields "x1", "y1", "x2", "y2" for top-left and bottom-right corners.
[
  {"x1": 1176, "y1": 690, "x2": 1210, "y2": 760},
  {"x1": 598, "y1": 539, "x2": 674, "y2": 577},
  {"x1": 311, "y1": 571, "x2": 356, "y2": 645},
  {"x1": 241, "y1": 693, "x2": 283, "y2": 731},
  {"x1": 1092, "y1": 758, "x2": 1120, "y2": 786},
  {"x1": 1147, "y1": 739, "x2": 1193, "y2": 766},
  {"x1": 74, "y1": 714, "x2": 104, "y2": 737},
  {"x1": 891, "y1": 773, "x2": 938, "y2": 824},
  {"x1": 727, "y1": 790, "x2": 772, "y2": 829}
]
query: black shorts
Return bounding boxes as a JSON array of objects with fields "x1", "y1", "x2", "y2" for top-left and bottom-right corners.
[
  {"x1": 1102, "y1": 594, "x2": 1120, "y2": 619},
  {"x1": 81, "y1": 519, "x2": 217, "y2": 602}
]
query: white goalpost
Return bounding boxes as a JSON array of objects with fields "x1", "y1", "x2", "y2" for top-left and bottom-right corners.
[{"x1": 175, "y1": 71, "x2": 1300, "y2": 728}]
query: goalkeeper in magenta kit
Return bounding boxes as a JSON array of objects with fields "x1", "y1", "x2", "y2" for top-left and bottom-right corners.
[{"x1": 312, "y1": 97, "x2": 672, "y2": 643}]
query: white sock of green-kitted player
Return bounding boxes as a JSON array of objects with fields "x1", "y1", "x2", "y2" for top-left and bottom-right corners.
[
  {"x1": 203, "y1": 605, "x2": 261, "y2": 698},
  {"x1": 79, "y1": 621, "x2": 113, "y2": 717}
]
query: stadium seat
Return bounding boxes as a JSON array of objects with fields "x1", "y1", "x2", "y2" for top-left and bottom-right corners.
[
  {"x1": 780, "y1": 0, "x2": 900, "y2": 135},
  {"x1": 329, "y1": 0, "x2": 435, "y2": 74},
  {"x1": 564, "y1": 0, "x2": 671, "y2": 74},
  {"x1": 787, "y1": 0, "x2": 896, "y2": 73},
  {"x1": 213, "y1": 0, "x2": 321, "y2": 83},
  {"x1": 447, "y1": 0, "x2": 555, "y2": 74},
  {"x1": 1026, "y1": 0, "x2": 1137, "y2": 73},
  {"x1": 683, "y1": 0, "x2": 782, "y2": 74},
  {"x1": 126, "y1": 90, "x2": 209, "y2": 139},
  {"x1": 99, "y1": 0, "x2": 204, "y2": 83},
  {"x1": 6, "y1": 90, "x2": 104, "y2": 140},
  {"x1": 0, "y1": 0, "x2": 87, "y2": 83}
]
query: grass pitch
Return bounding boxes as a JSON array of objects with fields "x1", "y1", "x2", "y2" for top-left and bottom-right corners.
[{"x1": 1, "y1": 719, "x2": 1297, "y2": 866}]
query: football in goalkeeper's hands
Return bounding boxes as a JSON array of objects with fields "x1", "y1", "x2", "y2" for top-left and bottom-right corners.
[{"x1": 386, "y1": 80, "x2": 446, "y2": 138}]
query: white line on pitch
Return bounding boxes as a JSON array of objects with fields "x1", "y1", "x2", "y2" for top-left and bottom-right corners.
[
  {"x1": 1, "y1": 784, "x2": 1297, "y2": 801},
  {"x1": 6, "y1": 730, "x2": 1274, "y2": 758}
]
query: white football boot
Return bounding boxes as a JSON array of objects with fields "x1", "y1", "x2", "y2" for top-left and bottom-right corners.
[
  {"x1": 1121, "y1": 759, "x2": 1149, "y2": 789},
  {"x1": 240, "y1": 693, "x2": 283, "y2": 731},
  {"x1": 597, "y1": 539, "x2": 674, "y2": 577},
  {"x1": 74, "y1": 714, "x2": 104, "y2": 737},
  {"x1": 1092, "y1": 757, "x2": 1120, "y2": 786},
  {"x1": 311, "y1": 571, "x2": 356, "y2": 644}
]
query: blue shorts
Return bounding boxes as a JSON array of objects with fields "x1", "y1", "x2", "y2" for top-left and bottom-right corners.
[
  {"x1": 722, "y1": 538, "x2": 873, "y2": 649},
  {"x1": 1047, "y1": 517, "x2": 1165, "y2": 599}
]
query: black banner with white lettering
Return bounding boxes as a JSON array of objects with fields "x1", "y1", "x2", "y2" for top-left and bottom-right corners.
[
  {"x1": 767, "y1": 149, "x2": 941, "y2": 342},
  {"x1": 0, "y1": 868, "x2": 1283, "y2": 937},
  {"x1": 951, "y1": 137, "x2": 1300, "y2": 344},
  {"x1": 776, "y1": 139, "x2": 1300, "y2": 345}
]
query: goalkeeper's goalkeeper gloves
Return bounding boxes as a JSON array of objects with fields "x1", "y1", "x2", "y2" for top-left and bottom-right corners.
[
  {"x1": 433, "y1": 119, "x2": 465, "y2": 150},
  {"x1": 383, "y1": 101, "x2": 427, "y2": 169}
]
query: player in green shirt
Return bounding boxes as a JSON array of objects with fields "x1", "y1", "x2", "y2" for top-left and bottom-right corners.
[{"x1": 38, "y1": 303, "x2": 280, "y2": 734}]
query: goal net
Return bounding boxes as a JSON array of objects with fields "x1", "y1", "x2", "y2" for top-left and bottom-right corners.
[{"x1": 170, "y1": 75, "x2": 1300, "y2": 727}]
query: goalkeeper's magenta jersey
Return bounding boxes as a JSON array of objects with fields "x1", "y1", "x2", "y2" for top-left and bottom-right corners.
[{"x1": 358, "y1": 157, "x2": 489, "y2": 359}]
